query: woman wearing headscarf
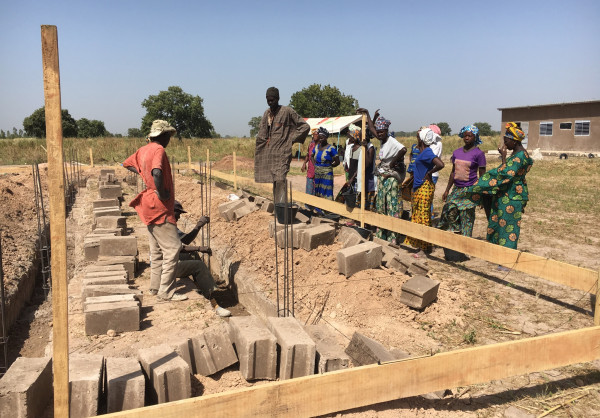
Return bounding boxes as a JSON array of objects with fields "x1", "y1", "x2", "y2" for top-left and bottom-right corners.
[
  {"x1": 301, "y1": 129, "x2": 319, "y2": 196},
  {"x1": 467, "y1": 122, "x2": 533, "y2": 251},
  {"x1": 343, "y1": 124, "x2": 361, "y2": 182},
  {"x1": 437, "y1": 125, "x2": 487, "y2": 237},
  {"x1": 357, "y1": 108, "x2": 406, "y2": 243},
  {"x1": 311, "y1": 127, "x2": 340, "y2": 200},
  {"x1": 403, "y1": 127, "x2": 445, "y2": 256}
]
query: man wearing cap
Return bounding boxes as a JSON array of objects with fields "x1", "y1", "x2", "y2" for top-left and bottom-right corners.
[
  {"x1": 255, "y1": 87, "x2": 310, "y2": 203},
  {"x1": 123, "y1": 120, "x2": 188, "y2": 302}
]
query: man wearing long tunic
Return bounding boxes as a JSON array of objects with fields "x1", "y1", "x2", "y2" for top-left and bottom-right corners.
[{"x1": 254, "y1": 87, "x2": 310, "y2": 203}]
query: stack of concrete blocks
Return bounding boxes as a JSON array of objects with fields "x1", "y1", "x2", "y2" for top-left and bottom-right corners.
[
  {"x1": 138, "y1": 345, "x2": 191, "y2": 404},
  {"x1": 305, "y1": 324, "x2": 350, "y2": 374},
  {"x1": 337, "y1": 226, "x2": 367, "y2": 249},
  {"x1": 0, "y1": 357, "x2": 53, "y2": 418},
  {"x1": 218, "y1": 198, "x2": 260, "y2": 222},
  {"x1": 69, "y1": 354, "x2": 104, "y2": 418},
  {"x1": 274, "y1": 223, "x2": 336, "y2": 251},
  {"x1": 229, "y1": 316, "x2": 278, "y2": 381},
  {"x1": 337, "y1": 242, "x2": 383, "y2": 277},
  {"x1": 345, "y1": 332, "x2": 395, "y2": 366},
  {"x1": 267, "y1": 317, "x2": 316, "y2": 380},
  {"x1": 105, "y1": 357, "x2": 145, "y2": 412},
  {"x1": 253, "y1": 196, "x2": 274, "y2": 213},
  {"x1": 93, "y1": 215, "x2": 127, "y2": 235},
  {"x1": 399, "y1": 275, "x2": 440, "y2": 309},
  {"x1": 98, "y1": 169, "x2": 120, "y2": 187}
]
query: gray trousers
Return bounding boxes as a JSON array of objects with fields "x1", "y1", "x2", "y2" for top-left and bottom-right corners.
[
  {"x1": 150, "y1": 255, "x2": 215, "y2": 299},
  {"x1": 147, "y1": 222, "x2": 182, "y2": 299},
  {"x1": 273, "y1": 180, "x2": 287, "y2": 204}
]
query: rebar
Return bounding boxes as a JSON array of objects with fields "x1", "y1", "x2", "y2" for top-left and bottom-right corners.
[
  {"x1": 207, "y1": 161, "x2": 212, "y2": 274},
  {"x1": 0, "y1": 234, "x2": 9, "y2": 377}
]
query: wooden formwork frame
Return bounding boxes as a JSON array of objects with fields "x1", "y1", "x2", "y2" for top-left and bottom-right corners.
[{"x1": 41, "y1": 26, "x2": 600, "y2": 417}]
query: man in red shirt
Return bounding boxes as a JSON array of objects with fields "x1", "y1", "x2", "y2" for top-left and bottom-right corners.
[{"x1": 123, "y1": 120, "x2": 187, "y2": 301}]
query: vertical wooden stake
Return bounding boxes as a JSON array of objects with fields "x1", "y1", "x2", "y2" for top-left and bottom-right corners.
[
  {"x1": 89, "y1": 148, "x2": 94, "y2": 168},
  {"x1": 206, "y1": 149, "x2": 210, "y2": 167},
  {"x1": 595, "y1": 271, "x2": 600, "y2": 326},
  {"x1": 187, "y1": 146, "x2": 191, "y2": 169},
  {"x1": 233, "y1": 151, "x2": 237, "y2": 191},
  {"x1": 360, "y1": 114, "x2": 366, "y2": 228},
  {"x1": 41, "y1": 25, "x2": 69, "y2": 418}
]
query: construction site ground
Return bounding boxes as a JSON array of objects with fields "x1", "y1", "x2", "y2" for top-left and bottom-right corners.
[{"x1": 1, "y1": 158, "x2": 599, "y2": 417}]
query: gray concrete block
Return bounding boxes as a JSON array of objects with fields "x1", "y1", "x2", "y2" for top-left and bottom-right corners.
[
  {"x1": 300, "y1": 224, "x2": 336, "y2": 251},
  {"x1": 233, "y1": 202, "x2": 259, "y2": 221},
  {"x1": 99, "y1": 236, "x2": 138, "y2": 257},
  {"x1": 261, "y1": 201, "x2": 274, "y2": 213},
  {"x1": 345, "y1": 332, "x2": 395, "y2": 366},
  {"x1": 0, "y1": 357, "x2": 52, "y2": 418},
  {"x1": 400, "y1": 275, "x2": 440, "y2": 309},
  {"x1": 87, "y1": 264, "x2": 126, "y2": 274},
  {"x1": 295, "y1": 211, "x2": 310, "y2": 224},
  {"x1": 81, "y1": 285, "x2": 143, "y2": 305},
  {"x1": 310, "y1": 217, "x2": 337, "y2": 226},
  {"x1": 218, "y1": 200, "x2": 246, "y2": 221},
  {"x1": 337, "y1": 242, "x2": 383, "y2": 277},
  {"x1": 97, "y1": 256, "x2": 136, "y2": 281},
  {"x1": 93, "y1": 207, "x2": 122, "y2": 218},
  {"x1": 305, "y1": 325, "x2": 350, "y2": 374},
  {"x1": 167, "y1": 338, "x2": 193, "y2": 373},
  {"x1": 98, "y1": 185, "x2": 122, "y2": 199},
  {"x1": 94, "y1": 216, "x2": 127, "y2": 231},
  {"x1": 267, "y1": 317, "x2": 316, "y2": 379},
  {"x1": 105, "y1": 357, "x2": 145, "y2": 413},
  {"x1": 89, "y1": 228, "x2": 121, "y2": 236},
  {"x1": 409, "y1": 260, "x2": 430, "y2": 276},
  {"x1": 138, "y1": 345, "x2": 191, "y2": 404},
  {"x1": 82, "y1": 276, "x2": 128, "y2": 287},
  {"x1": 100, "y1": 169, "x2": 116, "y2": 177},
  {"x1": 69, "y1": 354, "x2": 104, "y2": 418},
  {"x1": 275, "y1": 223, "x2": 309, "y2": 249},
  {"x1": 268, "y1": 220, "x2": 286, "y2": 238},
  {"x1": 388, "y1": 255, "x2": 409, "y2": 274},
  {"x1": 336, "y1": 226, "x2": 365, "y2": 248},
  {"x1": 84, "y1": 241, "x2": 99, "y2": 262},
  {"x1": 84, "y1": 300, "x2": 140, "y2": 335},
  {"x1": 229, "y1": 316, "x2": 277, "y2": 381},
  {"x1": 92, "y1": 198, "x2": 119, "y2": 209},
  {"x1": 190, "y1": 324, "x2": 238, "y2": 376},
  {"x1": 84, "y1": 294, "x2": 138, "y2": 306}
]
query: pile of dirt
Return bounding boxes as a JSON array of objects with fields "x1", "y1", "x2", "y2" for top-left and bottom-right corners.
[{"x1": 212, "y1": 155, "x2": 254, "y2": 172}]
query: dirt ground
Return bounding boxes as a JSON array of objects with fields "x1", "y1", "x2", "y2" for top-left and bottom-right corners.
[{"x1": 1, "y1": 158, "x2": 600, "y2": 417}]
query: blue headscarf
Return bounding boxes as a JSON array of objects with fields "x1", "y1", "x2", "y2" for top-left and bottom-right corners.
[{"x1": 459, "y1": 125, "x2": 482, "y2": 145}]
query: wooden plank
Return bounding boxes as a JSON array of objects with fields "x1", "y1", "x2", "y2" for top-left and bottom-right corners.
[
  {"x1": 187, "y1": 146, "x2": 191, "y2": 169},
  {"x1": 595, "y1": 273, "x2": 600, "y2": 326},
  {"x1": 104, "y1": 326, "x2": 600, "y2": 418},
  {"x1": 210, "y1": 169, "x2": 597, "y2": 292},
  {"x1": 89, "y1": 148, "x2": 93, "y2": 167},
  {"x1": 233, "y1": 151, "x2": 237, "y2": 190},
  {"x1": 41, "y1": 25, "x2": 70, "y2": 418}
]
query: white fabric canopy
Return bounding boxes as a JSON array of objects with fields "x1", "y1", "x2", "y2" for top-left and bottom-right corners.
[{"x1": 303, "y1": 115, "x2": 363, "y2": 134}]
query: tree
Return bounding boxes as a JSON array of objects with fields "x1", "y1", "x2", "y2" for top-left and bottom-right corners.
[
  {"x1": 128, "y1": 128, "x2": 144, "y2": 138},
  {"x1": 474, "y1": 122, "x2": 493, "y2": 137},
  {"x1": 289, "y1": 84, "x2": 358, "y2": 117},
  {"x1": 23, "y1": 107, "x2": 78, "y2": 138},
  {"x1": 436, "y1": 122, "x2": 452, "y2": 136},
  {"x1": 140, "y1": 86, "x2": 214, "y2": 139},
  {"x1": 248, "y1": 116, "x2": 261, "y2": 137},
  {"x1": 78, "y1": 118, "x2": 108, "y2": 138},
  {"x1": 0, "y1": 130, "x2": 5, "y2": 139}
]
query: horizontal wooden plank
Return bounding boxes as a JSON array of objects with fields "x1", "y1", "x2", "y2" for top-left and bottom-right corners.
[
  {"x1": 104, "y1": 326, "x2": 600, "y2": 418},
  {"x1": 210, "y1": 170, "x2": 598, "y2": 292}
]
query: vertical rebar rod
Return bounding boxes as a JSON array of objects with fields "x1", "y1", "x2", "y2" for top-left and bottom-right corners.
[
  {"x1": 0, "y1": 234, "x2": 7, "y2": 376},
  {"x1": 290, "y1": 181, "x2": 295, "y2": 317},
  {"x1": 207, "y1": 161, "x2": 212, "y2": 274},
  {"x1": 274, "y1": 191, "x2": 280, "y2": 317},
  {"x1": 35, "y1": 164, "x2": 51, "y2": 295}
]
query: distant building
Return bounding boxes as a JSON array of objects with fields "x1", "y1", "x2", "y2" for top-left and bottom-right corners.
[{"x1": 498, "y1": 100, "x2": 599, "y2": 152}]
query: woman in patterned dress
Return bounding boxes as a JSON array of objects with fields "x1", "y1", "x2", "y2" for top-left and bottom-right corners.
[{"x1": 311, "y1": 127, "x2": 340, "y2": 200}]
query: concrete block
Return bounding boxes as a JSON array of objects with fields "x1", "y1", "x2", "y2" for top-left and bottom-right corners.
[
  {"x1": 82, "y1": 276, "x2": 128, "y2": 287},
  {"x1": 268, "y1": 220, "x2": 286, "y2": 238},
  {"x1": 105, "y1": 357, "x2": 145, "y2": 413},
  {"x1": 229, "y1": 316, "x2": 277, "y2": 381},
  {"x1": 409, "y1": 260, "x2": 430, "y2": 276},
  {"x1": 400, "y1": 275, "x2": 440, "y2": 309},
  {"x1": 275, "y1": 224, "x2": 310, "y2": 249},
  {"x1": 233, "y1": 202, "x2": 259, "y2": 221},
  {"x1": 82, "y1": 285, "x2": 143, "y2": 304},
  {"x1": 191, "y1": 323, "x2": 238, "y2": 376},
  {"x1": 218, "y1": 200, "x2": 247, "y2": 221},
  {"x1": 99, "y1": 236, "x2": 138, "y2": 257},
  {"x1": 92, "y1": 198, "x2": 119, "y2": 209},
  {"x1": 253, "y1": 196, "x2": 267, "y2": 207},
  {"x1": 89, "y1": 228, "x2": 121, "y2": 236},
  {"x1": 0, "y1": 357, "x2": 52, "y2": 418},
  {"x1": 267, "y1": 317, "x2": 316, "y2": 379},
  {"x1": 345, "y1": 332, "x2": 395, "y2": 366},
  {"x1": 336, "y1": 226, "x2": 366, "y2": 249},
  {"x1": 295, "y1": 211, "x2": 310, "y2": 224},
  {"x1": 87, "y1": 264, "x2": 126, "y2": 274},
  {"x1": 310, "y1": 217, "x2": 337, "y2": 226},
  {"x1": 85, "y1": 270, "x2": 128, "y2": 279},
  {"x1": 167, "y1": 338, "x2": 193, "y2": 373},
  {"x1": 69, "y1": 354, "x2": 104, "y2": 418},
  {"x1": 97, "y1": 256, "x2": 137, "y2": 281},
  {"x1": 390, "y1": 348, "x2": 412, "y2": 360},
  {"x1": 337, "y1": 242, "x2": 383, "y2": 277},
  {"x1": 300, "y1": 224, "x2": 336, "y2": 251},
  {"x1": 261, "y1": 201, "x2": 274, "y2": 213},
  {"x1": 94, "y1": 216, "x2": 127, "y2": 231},
  {"x1": 388, "y1": 255, "x2": 409, "y2": 274},
  {"x1": 84, "y1": 241, "x2": 100, "y2": 262},
  {"x1": 84, "y1": 300, "x2": 140, "y2": 335},
  {"x1": 84, "y1": 294, "x2": 138, "y2": 306},
  {"x1": 100, "y1": 169, "x2": 116, "y2": 177},
  {"x1": 98, "y1": 185, "x2": 122, "y2": 199},
  {"x1": 138, "y1": 345, "x2": 191, "y2": 404},
  {"x1": 93, "y1": 207, "x2": 122, "y2": 218},
  {"x1": 305, "y1": 325, "x2": 350, "y2": 374}
]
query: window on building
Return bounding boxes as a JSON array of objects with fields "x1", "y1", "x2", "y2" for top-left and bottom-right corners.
[
  {"x1": 559, "y1": 122, "x2": 572, "y2": 130},
  {"x1": 539, "y1": 122, "x2": 553, "y2": 136},
  {"x1": 574, "y1": 120, "x2": 590, "y2": 136}
]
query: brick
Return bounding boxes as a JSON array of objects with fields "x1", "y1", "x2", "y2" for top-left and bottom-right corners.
[
  {"x1": 190, "y1": 323, "x2": 238, "y2": 376},
  {"x1": 82, "y1": 285, "x2": 143, "y2": 304},
  {"x1": 93, "y1": 207, "x2": 122, "y2": 218},
  {"x1": 92, "y1": 198, "x2": 119, "y2": 209},
  {"x1": 138, "y1": 345, "x2": 191, "y2": 404},
  {"x1": 229, "y1": 316, "x2": 277, "y2": 381},
  {"x1": 94, "y1": 216, "x2": 127, "y2": 231},
  {"x1": 275, "y1": 224, "x2": 309, "y2": 249},
  {"x1": 218, "y1": 200, "x2": 246, "y2": 221},
  {"x1": 399, "y1": 275, "x2": 440, "y2": 309},
  {"x1": 105, "y1": 357, "x2": 145, "y2": 413},
  {"x1": 97, "y1": 256, "x2": 137, "y2": 280},
  {"x1": 336, "y1": 226, "x2": 366, "y2": 249},
  {"x1": 99, "y1": 236, "x2": 138, "y2": 257},
  {"x1": 84, "y1": 241, "x2": 100, "y2": 261},
  {"x1": 69, "y1": 354, "x2": 104, "y2": 418},
  {"x1": 267, "y1": 317, "x2": 316, "y2": 379},
  {"x1": 388, "y1": 255, "x2": 409, "y2": 274},
  {"x1": 337, "y1": 242, "x2": 383, "y2": 277},
  {"x1": 99, "y1": 185, "x2": 122, "y2": 199},
  {"x1": 345, "y1": 332, "x2": 395, "y2": 366},
  {"x1": 232, "y1": 202, "x2": 259, "y2": 221},
  {"x1": 300, "y1": 224, "x2": 336, "y2": 251},
  {"x1": 305, "y1": 324, "x2": 350, "y2": 374},
  {"x1": 84, "y1": 300, "x2": 140, "y2": 335},
  {"x1": 82, "y1": 276, "x2": 128, "y2": 287},
  {"x1": 0, "y1": 357, "x2": 52, "y2": 418}
]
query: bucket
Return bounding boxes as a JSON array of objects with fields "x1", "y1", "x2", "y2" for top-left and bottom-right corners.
[
  {"x1": 342, "y1": 191, "x2": 356, "y2": 209},
  {"x1": 443, "y1": 247, "x2": 469, "y2": 262},
  {"x1": 274, "y1": 203, "x2": 299, "y2": 224}
]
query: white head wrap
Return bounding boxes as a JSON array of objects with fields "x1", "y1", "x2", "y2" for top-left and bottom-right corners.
[{"x1": 418, "y1": 128, "x2": 436, "y2": 146}]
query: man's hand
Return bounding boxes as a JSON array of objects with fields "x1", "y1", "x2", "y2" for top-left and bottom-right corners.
[
  {"x1": 155, "y1": 189, "x2": 170, "y2": 201},
  {"x1": 195, "y1": 216, "x2": 210, "y2": 229},
  {"x1": 198, "y1": 246, "x2": 212, "y2": 256}
]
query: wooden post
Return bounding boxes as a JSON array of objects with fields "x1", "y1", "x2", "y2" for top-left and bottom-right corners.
[
  {"x1": 187, "y1": 146, "x2": 191, "y2": 169},
  {"x1": 206, "y1": 148, "x2": 210, "y2": 166},
  {"x1": 595, "y1": 271, "x2": 600, "y2": 326},
  {"x1": 89, "y1": 148, "x2": 94, "y2": 168},
  {"x1": 360, "y1": 114, "x2": 366, "y2": 227},
  {"x1": 233, "y1": 151, "x2": 237, "y2": 191},
  {"x1": 41, "y1": 25, "x2": 69, "y2": 418}
]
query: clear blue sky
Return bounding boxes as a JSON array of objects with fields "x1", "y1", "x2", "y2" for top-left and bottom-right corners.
[{"x1": 1, "y1": 0, "x2": 599, "y2": 137}]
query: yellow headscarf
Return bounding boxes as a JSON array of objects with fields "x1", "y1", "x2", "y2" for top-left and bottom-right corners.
[{"x1": 504, "y1": 122, "x2": 525, "y2": 141}]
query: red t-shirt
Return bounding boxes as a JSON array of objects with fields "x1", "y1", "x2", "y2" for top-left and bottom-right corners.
[{"x1": 123, "y1": 142, "x2": 175, "y2": 225}]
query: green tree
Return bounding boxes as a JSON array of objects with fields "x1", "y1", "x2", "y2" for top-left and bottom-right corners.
[
  {"x1": 474, "y1": 122, "x2": 493, "y2": 136},
  {"x1": 248, "y1": 116, "x2": 261, "y2": 137},
  {"x1": 77, "y1": 118, "x2": 108, "y2": 138},
  {"x1": 0, "y1": 130, "x2": 5, "y2": 139},
  {"x1": 23, "y1": 107, "x2": 78, "y2": 138},
  {"x1": 289, "y1": 84, "x2": 358, "y2": 117},
  {"x1": 436, "y1": 122, "x2": 452, "y2": 136},
  {"x1": 128, "y1": 128, "x2": 144, "y2": 138},
  {"x1": 140, "y1": 86, "x2": 214, "y2": 139}
]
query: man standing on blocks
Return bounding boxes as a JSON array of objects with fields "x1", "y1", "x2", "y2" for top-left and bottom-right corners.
[
  {"x1": 254, "y1": 87, "x2": 310, "y2": 203},
  {"x1": 123, "y1": 120, "x2": 188, "y2": 302}
]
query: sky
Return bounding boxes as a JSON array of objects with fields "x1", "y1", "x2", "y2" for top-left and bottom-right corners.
[{"x1": 1, "y1": 0, "x2": 599, "y2": 137}]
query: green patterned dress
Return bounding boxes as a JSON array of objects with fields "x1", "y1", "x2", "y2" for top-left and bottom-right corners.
[{"x1": 467, "y1": 150, "x2": 533, "y2": 249}]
